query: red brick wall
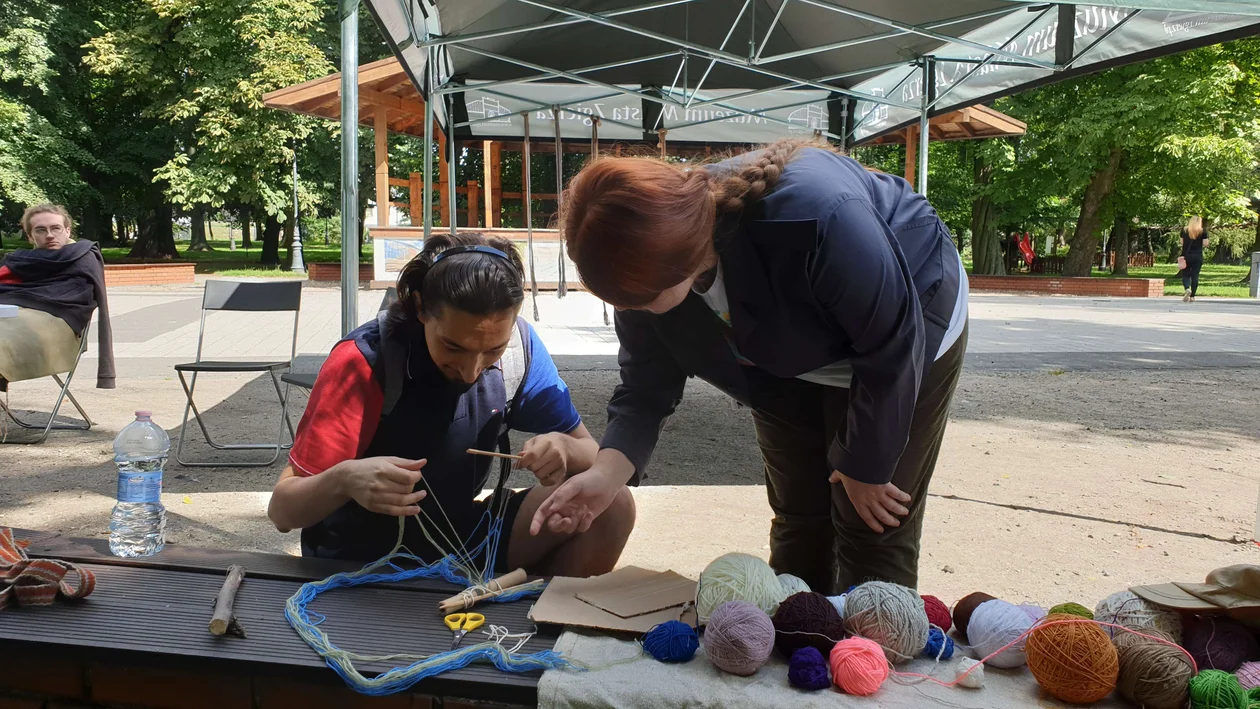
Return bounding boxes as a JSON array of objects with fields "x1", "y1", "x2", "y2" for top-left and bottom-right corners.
[
  {"x1": 0, "y1": 645, "x2": 528, "y2": 709},
  {"x1": 309, "y1": 262, "x2": 373, "y2": 283},
  {"x1": 968, "y1": 275, "x2": 1164, "y2": 297},
  {"x1": 103, "y1": 264, "x2": 195, "y2": 287}
]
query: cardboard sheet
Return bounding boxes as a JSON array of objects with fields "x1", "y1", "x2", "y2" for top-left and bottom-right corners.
[
  {"x1": 529, "y1": 567, "x2": 696, "y2": 634},
  {"x1": 575, "y1": 567, "x2": 696, "y2": 619}
]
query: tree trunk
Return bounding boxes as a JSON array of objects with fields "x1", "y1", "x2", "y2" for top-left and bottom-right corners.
[
  {"x1": 80, "y1": 203, "x2": 100, "y2": 244},
  {"x1": 129, "y1": 200, "x2": 178, "y2": 259},
  {"x1": 1112, "y1": 215, "x2": 1130, "y2": 276},
  {"x1": 1063, "y1": 148, "x2": 1123, "y2": 277},
  {"x1": 260, "y1": 213, "x2": 282, "y2": 265},
  {"x1": 970, "y1": 155, "x2": 1005, "y2": 275},
  {"x1": 186, "y1": 205, "x2": 213, "y2": 252},
  {"x1": 1213, "y1": 229, "x2": 1233, "y2": 264},
  {"x1": 100, "y1": 211, "x2": 115, "y2": 246},
  {"x1": 240, "y1": 208, "x2": 252, "y2": 250},
  {"x1": 254, "y1": 214, "x2": 265, "y2": 253}
]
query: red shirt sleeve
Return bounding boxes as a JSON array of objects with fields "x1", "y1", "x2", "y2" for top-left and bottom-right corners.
[
  {"x1": 0, "y1": 265, "x2": 20, "y2": 284},
  {"x1": 288, "y1": 341, "x2": 384, "y2": 477}
]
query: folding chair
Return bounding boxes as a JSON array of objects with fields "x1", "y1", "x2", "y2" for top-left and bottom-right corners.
[
  {"x1": 0, "y1": 320, "x2": 95, "y2": 445},
  {"x1": 175, "y1": 280, "x2": 302, "y2": 467},
  {"x1": 280, "y1": 286, "x2": 396, "y2": 395}
]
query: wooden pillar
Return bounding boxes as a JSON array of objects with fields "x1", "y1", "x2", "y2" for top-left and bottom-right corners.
[
  {"x1": 903, "y1": 125, "x2": 918, "y2": 190},
  {"x1": 467, "y1": 180, "x2": 480, "y2": 227},
  {"x1": 408, "y1": 172, "x2": 422, "y2": 228},
  {"x1": 437, "y1": 121, "x2": 450, "y2": 227},
  {"x1": 374, "y1": 108, "x2": 390, "y2": 227},
  {"x1": 657, "y1": 129, "x2": 667, "y2": 158},
  {"x1": 483, "y1": 140, "x2": 501, "y2": 228}
]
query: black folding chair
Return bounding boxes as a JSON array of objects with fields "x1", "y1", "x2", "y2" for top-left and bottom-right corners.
[
  {"x1": 281, "y1": 286, "x2": 396, "y2": 395},
  {"x1": 174, "y1": 280, "x2": 302, "y2": 467},
  {"x1": 0, "y1": 320, "x2": 95, "y2": 445}
]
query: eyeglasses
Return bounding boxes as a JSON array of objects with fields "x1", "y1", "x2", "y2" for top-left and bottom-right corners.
[{"x1": 31, "y1": 224, "x2": 67, "y2": 237}]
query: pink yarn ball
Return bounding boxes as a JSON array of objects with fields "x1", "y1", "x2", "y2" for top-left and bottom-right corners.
[
  {"x1": 1237, "y1": 661, "x2": 1260, "y2": 689},
  {"x1": 704, "y1": 601, "x2": 775, "y2": 676},
  {"x1": 830, "y1": 637, "x2": 889, "y2": 696}
]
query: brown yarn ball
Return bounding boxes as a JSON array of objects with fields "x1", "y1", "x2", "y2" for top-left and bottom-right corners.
[
  {"x1": 1116, "y1": 631, "x2": 1193, "y2": 709},
  {"x1": 952, "y1": 592, "x2": 996, "y2": 641},
  {"x1": 1025, "y1": 614, "x2": 1119, "y2": 704}
]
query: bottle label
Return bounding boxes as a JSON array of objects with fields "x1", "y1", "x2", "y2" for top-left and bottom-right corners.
[{"x1": 117, "y1": 471, "x2": 162, "y2": 503}]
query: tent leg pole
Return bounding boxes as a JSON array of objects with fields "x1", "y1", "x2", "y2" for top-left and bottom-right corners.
[
  {"x1": 338, "y1": 0, "x2": 359, "y2": 336},
  {"x1": 554, "y1": 106, "x2": 567, "y2": 298},
  {"x1": 448, "y1": 112, "x2": 457, "y2": 236},
  {"x1": 423, "y1": 48, "x2": 434, "y2": 241},
  {"x1": 917, "y1": 59, "x2": 931, "y2": 196},
  {"x1": 523, "y1": 113, "x2": 539, "y2": 321},
  {"x1": 592, "y1": 118, "x2": 608, "y2": 326}
]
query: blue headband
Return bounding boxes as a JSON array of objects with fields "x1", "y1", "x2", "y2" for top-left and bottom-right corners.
[{"x1": 431, "y1": 244, "x2": 511, "y2": 264}]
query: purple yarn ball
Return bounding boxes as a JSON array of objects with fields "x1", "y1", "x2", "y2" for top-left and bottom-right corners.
[
  {"x1": 788, "y1": 646, "x2": 832, "y2": 690},
  {"x1": 1184, "y1": 616, "x2": 1259, "y2": 672}
]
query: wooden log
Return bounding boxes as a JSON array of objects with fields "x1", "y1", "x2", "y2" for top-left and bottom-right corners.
[
  {"x1": 208, "y1": 564, "x2": 247, "y2": 638},
  {"x1": 438, "y1": 568, "x2": 530, "y2": 613}
]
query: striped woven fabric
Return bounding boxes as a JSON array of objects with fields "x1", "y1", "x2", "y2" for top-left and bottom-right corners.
[{"x1": 0, "y1": 527, "x2": 96, "y2": 610}]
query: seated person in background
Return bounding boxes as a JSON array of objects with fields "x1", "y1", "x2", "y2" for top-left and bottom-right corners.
[
  {"x1": 0, "y1": 204, "x2": 115, "y2": 391},
  {"x1": 267, "y1": 233, "x2": 635, "y2": 578}
]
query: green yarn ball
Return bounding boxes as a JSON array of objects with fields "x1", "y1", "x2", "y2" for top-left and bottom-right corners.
[
  {"x1": 1048, "y1": 602, "x2": 1094, "y2": 620},
  {"x1": 1249, "y1": 686, "x2": 1260, "y2": 709},
  {"x1": 1189, "y1": 669, "x2": 1248, "y2": 709}
]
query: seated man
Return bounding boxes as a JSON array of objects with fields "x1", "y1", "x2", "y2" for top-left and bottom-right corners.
[
  {"x1": 0, "y1": 204, "x2": 115, "y2": 392},
  {"x1": 267, "y1": 233, "x2": 635, "y2": 578}
]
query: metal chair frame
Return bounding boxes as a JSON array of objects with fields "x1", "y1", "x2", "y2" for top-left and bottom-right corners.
[{"x1": 0, "y1": 320, "x2": 95, "y2": 445}]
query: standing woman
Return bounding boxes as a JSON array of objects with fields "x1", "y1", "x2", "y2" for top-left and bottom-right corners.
[
  {"x1": 1178, "y1": 216, "x2": 1209, "y2": 302},
  {"x1": 534, "y1": 139, "x2": 968, "y2": 594}
]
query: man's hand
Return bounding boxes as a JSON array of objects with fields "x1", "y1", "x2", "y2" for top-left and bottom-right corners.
[
  {"x1": 529, "y1": 467, "x2": 623, "y2": 536},
  {"x1": 517, "y1": 433, "x2": 571, "y2": 487},
  {"x1": 830, "y1": 470, "x2": 910, "y2": 533},
  {"x1": 336, "y1": 456, "x2": 427, "y2": 516}
]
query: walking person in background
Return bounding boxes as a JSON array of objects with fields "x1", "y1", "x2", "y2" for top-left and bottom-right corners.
[{"x1": 1178, "y1": 216, "x2": 1209, "y2": 303}]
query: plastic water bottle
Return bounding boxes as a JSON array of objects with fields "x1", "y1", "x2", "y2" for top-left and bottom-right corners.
[{"x1": 109, "y1": 411, "x2": 169, "y2": 557}]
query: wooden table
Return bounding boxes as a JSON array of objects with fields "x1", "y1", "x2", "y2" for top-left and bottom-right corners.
[{"x1": 0, "y1": 529, "x2": 553, "y2": 709}]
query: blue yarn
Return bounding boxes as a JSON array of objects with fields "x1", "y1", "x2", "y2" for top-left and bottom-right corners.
[
  {"x1": 922, "y1": 626, "x2": 955, "y2": 660},
  {"x1": 788, "y1": 647, "x2": 831, "y2": 690},
  {"x1": 285, "y1": 549, "x2": 562, "y2": 696},
  {"x1": 642, "y1": 621, "x2": 699, "y2": 663}
]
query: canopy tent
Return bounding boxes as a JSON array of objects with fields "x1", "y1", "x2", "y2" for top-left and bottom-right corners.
[{"x1": 332, "y1": 0, "x2": 1260, "y2": 330}]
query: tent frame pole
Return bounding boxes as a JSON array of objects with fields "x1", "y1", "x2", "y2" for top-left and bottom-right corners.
[
  {"x1": 339, "y1": 0, "x2": 359, "y2": 336},
  {"x1": 448, "y1": 107, "x2": 457, "y2": 236},
  {"x1": 554, "y1": 106, "x2": 567, "y2": 297},
  {"x1": 523, "y1": 112, "x2": 539, "y2": 320},
  {"x1": 917, "y1": 58, "x2": 932, "y2": 196},
  {"x1": 422, "y1": 47, "x2": 434, "y2": 241}
]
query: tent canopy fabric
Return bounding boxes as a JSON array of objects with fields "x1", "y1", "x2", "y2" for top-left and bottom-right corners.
[{"x1": 361, "y1": 1, "x2": 1260, "y2": 145}]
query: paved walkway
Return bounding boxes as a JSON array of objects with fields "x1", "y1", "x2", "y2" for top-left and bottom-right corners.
[{"x1": 85, "y1": 285, "x2": 1260, "y2": 378}]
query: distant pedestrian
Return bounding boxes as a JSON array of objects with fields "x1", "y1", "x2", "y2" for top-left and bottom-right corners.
[{"x1": 1178, "y1": 216, "x2": 1209, "y2": 302}]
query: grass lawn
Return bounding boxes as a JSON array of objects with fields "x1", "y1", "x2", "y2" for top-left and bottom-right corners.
[{"x1": 1097, "y1": 262, "x2": 1252, "y2": 298}]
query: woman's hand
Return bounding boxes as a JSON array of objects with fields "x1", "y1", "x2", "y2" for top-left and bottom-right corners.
[
  {"x1": 830, "y1": 470, "x2": 910, "y2": 533},
  {"x1": 517, "y1": 433, "x2": 572, "y2": 487},
  {"x1": 529, "y1": 449, "x2": 633, "y2": 536},
  {"x1": 336, "y1": 456, "x2": 428, "y2": 516}
]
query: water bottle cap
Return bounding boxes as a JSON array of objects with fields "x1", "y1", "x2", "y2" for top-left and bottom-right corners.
[{"x1": 134, "y1": 410, "x2": 152, "y2": 420}]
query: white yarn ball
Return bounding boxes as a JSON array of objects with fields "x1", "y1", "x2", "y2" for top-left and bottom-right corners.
[
  {"x1": 843, "y1": 581, "x2": 930, "y2": 664},
  {"x1": 777, "y1": 573, "x2": 811, "y2": 596},
  {"x1": 956, "y1": 657, "x2": 986, "y2": 688},
  {"x1": 1094, "y1": 590, "x2": 1182, "y2": 649},
  {"x1": 827, "y1": 594, "x2": 847, "y2": 618},
  {"x1": 968, "y1": 599, "x2": 1034, "y2": 668},
  {"x1": 1017, "y1": 603, "x2": 1047, "y2": 623},
  {"x1": 695, "y1": 552, "x2": 788, "y2": 624}
]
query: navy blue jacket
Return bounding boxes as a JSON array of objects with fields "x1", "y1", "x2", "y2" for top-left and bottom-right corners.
[{"x1": 602, "y1": 148, "x2": 961, "y2": 485}]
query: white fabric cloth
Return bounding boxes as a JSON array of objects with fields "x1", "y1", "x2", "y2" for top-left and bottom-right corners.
[{"x1": 537, "y1": 629, "x2": 1129, "y2": 709}]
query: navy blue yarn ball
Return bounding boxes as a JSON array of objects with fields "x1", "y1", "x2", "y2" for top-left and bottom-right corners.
[
  {"x1": 923, "y1": 626, "x2": 955, "y2": 660},
  {"x1": 788, "y1": 647, "x2": 831, "y2": 690},
  {"x1": 643, "y1": 620, "x2": 700, "y2": 663}
]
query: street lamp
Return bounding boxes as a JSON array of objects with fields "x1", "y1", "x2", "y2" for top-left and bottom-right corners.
[{"x1": 291, "y1": 148, "x2": 305, "y2": 273}]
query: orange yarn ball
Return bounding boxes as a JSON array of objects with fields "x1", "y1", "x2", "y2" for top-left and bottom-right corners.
[
  {"x1": 829, "y1": 637, "x2": 889, "y2": 696},
  {"x1": 1025, "y1": 614, "x2": 1120, "y2": 705}
]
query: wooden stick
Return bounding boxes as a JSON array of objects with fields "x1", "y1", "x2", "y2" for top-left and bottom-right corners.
[
  {"x1": 466, "y1": 448, "x2": 522, "y2": 461},
  {"x1": 208, "y1": 564, "x2": 247, "y2": 638},
  {"x1": 438, "y1": 567, "x2": 529, "y2": 613}
]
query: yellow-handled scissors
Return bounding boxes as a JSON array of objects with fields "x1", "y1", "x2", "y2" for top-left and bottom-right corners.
[{"x1": 444, "y1": 612, "x2": 485, "y2": 650}]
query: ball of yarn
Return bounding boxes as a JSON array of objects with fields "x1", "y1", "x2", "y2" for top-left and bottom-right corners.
[
  {"x1": 1018, "y1": 603, "x2": 1048, "y2": 623},
  {"x1": 788, "y1": 647, "x2": 831, "y2": 691},
  {"x1": 827, "y1": 594, "x2": 847, "y2": 618},
  {"x1": 1237, "y1": 661, "x2": 1260, "y2": 690},
  {"x1": 703, "y1": 601, "x2": 775, "y2": 676},
  {"x1": 1049, "y1": 602, "x2": 1094, "y2": 620},
  {"x1": 843, "y1": 581, "x2": 930, "y2": 664},
  {"x1": 968, "y1": 599, "x2": 1035, "y2": 668},
  {"x1": 829, "y1": 637, "x2": 889, "y2": 696},
  {"x1": 923, "y1": 626, "x2": 955, "y2": 660},
  {"x1": 778, "y1": 573, "x2": 811, "y2": 596},
  {"x1": 1185, "y1": 616, "x2": 1260, "y2": 673},
  {"x1": 952, "y1": 591, "x2": 997, "y2": 639},
  {"x1": 696, "y1": 553, "x2": 788, "y2": 624},
  {"x1": 772, "y1": 591, "x2": 845, "y2": 657},
  {"x1": 1248, "y1": 686, "x2": 1260, "y2": 705},
  {"x1": 1117, "y1": 633, "x2": 1194, "y2": 709},
  {"x1": 1094, "y1": 590, "x2": 1183, "y2": 649},
  {"x1": 642, "y1": 620, "x2": 699, "y2": 663},
  {"x1": 1188, "y1": 669, "x2": 1248, "y2": 709},
  {"x1": 921, "y1": 594, "x2": 952, "y2": 633},
  {"x1": 1025, "y1": 613, "x2": 1120, "y2": 704},
  {"x1": 956, "y1": 657, "x2": 986, "y2": 689}
]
